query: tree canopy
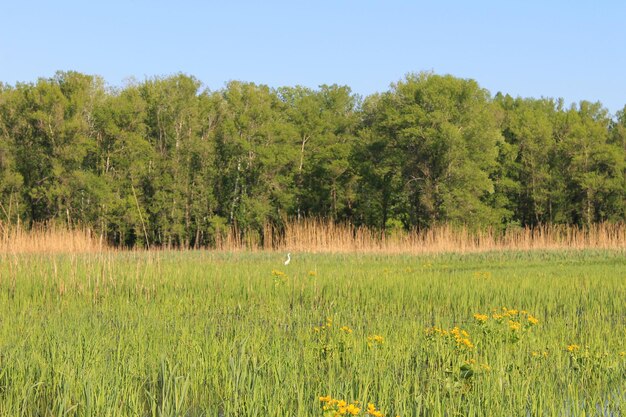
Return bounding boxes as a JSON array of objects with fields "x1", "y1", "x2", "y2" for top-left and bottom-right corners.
[{"x1": 0, "y1": 71, "x2": 623, "y2": 247}]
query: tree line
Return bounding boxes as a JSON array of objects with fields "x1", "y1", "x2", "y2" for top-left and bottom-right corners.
[{"x1": 0, "y1": 71, "x2": 624, "y2": 247}]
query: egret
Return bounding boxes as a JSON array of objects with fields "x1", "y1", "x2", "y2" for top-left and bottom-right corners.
[{"x1": 284, "y1": 252, "x2": 291, "y2": 266}]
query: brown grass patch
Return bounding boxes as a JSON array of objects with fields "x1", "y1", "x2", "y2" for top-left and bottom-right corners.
[
  {"x1": 220, "y1": 219, "x2": 626, "y2": 254},
  {"x1": 0, "y1": 223, "x2": 106, "y2": 254},
  {"x1": 1, "y1": 220, "x2": 625, "y2": 254}
]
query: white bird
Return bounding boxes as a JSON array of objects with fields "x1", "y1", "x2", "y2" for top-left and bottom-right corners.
[{"x1": 284, "y1": 252, "x2": 291, "y2": 266}]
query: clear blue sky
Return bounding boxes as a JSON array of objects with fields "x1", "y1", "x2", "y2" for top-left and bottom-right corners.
[{"x1": 1, "y1": 1, "x2": 625, "y2": 113}]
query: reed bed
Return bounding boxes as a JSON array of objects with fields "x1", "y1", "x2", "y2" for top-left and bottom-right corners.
[
  {"x1": 0, "y1": 222, "x2": 105, "y2": 254},
  {"x1": 226, "y1": 220, "x2": 626, "y2": 253},
  {"x1": 1, "y1": 220, "x2": 625, "y2": 254}
]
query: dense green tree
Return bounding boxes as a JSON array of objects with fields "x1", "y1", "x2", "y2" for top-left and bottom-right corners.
[
  {"x1": 559, "y1": 102, "x2": 624, "y2": 224},
  {"x1": 0, "y1": 72, "x2": 105, "y2": 226},
  {"x1": 279, "y1": 85, "x2": 358, "y2": 220},
  {"x1": 354, "y1": 92, "x2": 407, "y2": 230},
  {"x1": 138, "y1": 75, "x2": 207, "y2": 246},
  {"x1": 0, "y1": 83, "x2": 25, "y2": 223},
  {"x1": 496, "y1": 95, "x2": 560, "y2": 225},
  {"x1": 0, "y1": 71, "x2": 623, "y2": 247},
  {"x1": 611, "y1": 107, "x2": 626, "y2": 220},
  {"x1": 358, "y1": 73, "x2": 505, "y2": 229},
  {"x1": 91, "y1": 82, "x2": 151, "y2": 246},
  {"x1": 213, "y1": 81, "x2": 294, "y2": 241}
]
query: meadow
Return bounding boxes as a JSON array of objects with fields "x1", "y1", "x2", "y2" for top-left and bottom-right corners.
[{"x1": 0, "y1": 248, "x2": 624, "y2": 416}]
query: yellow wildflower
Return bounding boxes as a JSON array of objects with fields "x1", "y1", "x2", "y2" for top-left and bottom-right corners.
[
  {"x1": 367, "y1": 335, "x2": 384, "y2": 345},
  {"x1": 527, "y1": 315, "x2": 539, "y2": 325},
  {"x1": 367, "y1": 403, "x2": 384, "y2": 417},
  {"x1": 308, "y1": 270, "x2": 317, "y2": 277},
  {"x1": 459, "y1": 338, "x2": 474, "y2": 349},
  {"x1": 346, "y1": 404, "x2": 360, "y2": 415},
  {"x1": 319, "y1": 395, "x2": 332, "y2": 403},
  {"x1": 340, "y1": 326, "x2": 353, "y2": 334},
  {"x1": 567, "y1": 344, "x2": 580, "y2": 352},
  {"x1": 473, "y1": 313, "x2": 488, "y2": 323},
  {"x1": 508, "y1": 320, "x2": 522, "y2": 331}
]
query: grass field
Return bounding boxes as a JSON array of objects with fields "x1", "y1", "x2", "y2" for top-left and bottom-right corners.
[{"x1": 0, "y1": 249, "x2": 624, "y2": 416}]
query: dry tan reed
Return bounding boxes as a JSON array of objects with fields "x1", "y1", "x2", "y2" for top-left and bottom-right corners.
[
  {"x1": 249, "y1": 219, "x2": 626, "y2": 254},
  {"x1": 0, "y1": 223, "x2": 106, "y2": 254},
  {"x1": 2, "y1": 220, "x2": 625, "y2": 254}
]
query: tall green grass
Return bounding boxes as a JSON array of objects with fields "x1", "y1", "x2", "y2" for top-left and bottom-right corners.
[{"x1": 0, "y1": 250, "x2": 624, "y2": 416}]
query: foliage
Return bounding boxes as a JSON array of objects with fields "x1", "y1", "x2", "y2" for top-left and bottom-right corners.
[{"x1": 0, "y1": 71, "x2": 624, "y2": 247}]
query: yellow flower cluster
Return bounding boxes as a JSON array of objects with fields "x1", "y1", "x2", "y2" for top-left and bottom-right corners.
[
  {"x1": 366, "y1": 402, "x2": 384, "y2": 417},
  {"x1": 567, "y1": 344, "x2": 580, "y2": 352},
  {"x1": 313, "y1": 319, "x2": 385, "y2": 354},
  {"x1": 426, "y1": 326, "x2": 474, "y2": 350},
  {"x1": 450, "y1": 327, "x2": 474, "y2": 349},
  {"x1": 271, "y1": 269, "x2": 288, "y2": 285},
  {"x1": 314, "y1": 318, "x2": 355, "y2": 335},
  {"x1": 340, "y1": 326, "x2": 353, "y2": 334},
  {"x1": 319, "y1": 396, "x2": 361, "y2": 416},
  {"x1": 318, "y1": 396, "x2": 390, "y2": 417},
  {"x1": 473, "y1": 313, "x2": 488, "y2": 323},
  {"x1": 475, "y1": 307, "x2": 539, "y2": 328},
  {"x1": 367, "y1": 335, "x2": 384, "y2": 346}
]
